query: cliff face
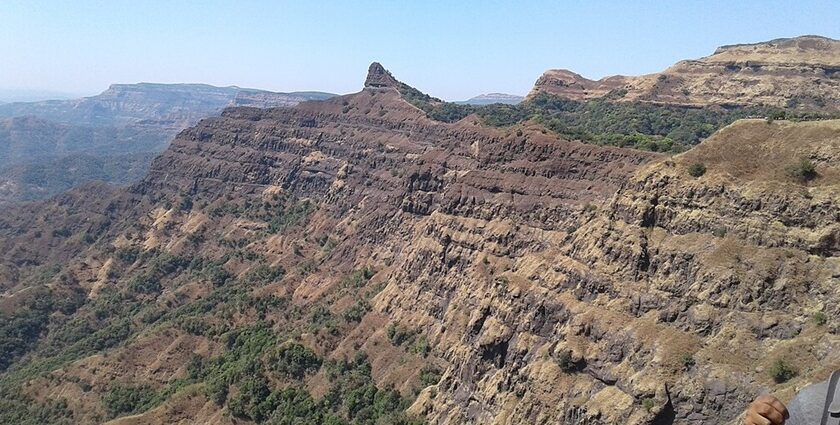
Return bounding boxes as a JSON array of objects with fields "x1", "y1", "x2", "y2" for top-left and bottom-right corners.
[
  {"x1": 0, "y1": 64, "x2": 838, "y2": 425},
  {"x1": 374, "y1": 117, "x2": 840, "y2": 424},
  {"x1": 529, "y1": 35, "x2": 840, "y2": 110}
]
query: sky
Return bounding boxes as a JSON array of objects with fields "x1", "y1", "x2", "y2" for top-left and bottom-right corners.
[{"x1": 1, "y1": 0, "x2": 839, "y2": 101}]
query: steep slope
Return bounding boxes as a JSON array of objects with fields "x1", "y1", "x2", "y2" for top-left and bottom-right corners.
[
  {"x1": 0, "y1": 64, "x2": 838, "y2": 425},
  {"x1": 529, "y1": 35, "x2": 840, "y2": 110}
]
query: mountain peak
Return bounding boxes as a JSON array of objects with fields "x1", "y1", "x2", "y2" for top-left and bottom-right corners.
[{"x1": 364, "y1": 62, "x2": 400, "y2": 89}]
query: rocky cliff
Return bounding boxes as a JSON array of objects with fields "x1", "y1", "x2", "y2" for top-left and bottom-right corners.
[
  {"x1": 529, "y1": 35, "x2": 840, "y2": 111},
  {"x1": 0, "y1": 63, "x2": 838, "y2": 425}
]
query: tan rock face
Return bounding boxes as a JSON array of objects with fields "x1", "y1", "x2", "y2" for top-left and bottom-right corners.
[
  {"x1": 364, "y1": 62, "x2": 401, "y2": 89},
  {"x1": 529, "y1": 35, "x2": 840, "y2": 111}
]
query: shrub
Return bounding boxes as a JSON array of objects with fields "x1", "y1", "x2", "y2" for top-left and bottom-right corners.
[
  {"x1": 386, "y1": 324, "x2": 417, "y2": 347},
  {"x1": 103, "y1": 385, "x2": 157, "y2": 418},
  {"x1": 786, "y1": 159, "x2": 817, "y2": 182},
  {"x1": 178, "y1": 196, "x2": 193, "y2": 212},
  {"x1": 419, "y1": 365, "x2": 442, "y2": 387},
  {"x1": 680, "y1": 353, "x2": 696, "y2": 370},
  {"x1": 343, "y1": 268, "x2": 374, "y2": 288},
  {"x1": 228, "y1": 374, "x2": 273, "y2": 421},
  {"x1": 688, "y1": 162, "x2": 706, "y2": 177},
  {"x1": 767, "y1": 110, "x2": 786, "y2": 122},
  {"x1": 271, "y1": 343, "x2": 322, "y2": 379},
  {"x1": 643, "y1": 397, "x2": 656, "y2": 412},
  {"x1": 115, "y1": 247, "x2": 141, "y2": 264},
  {"x1": 342, "y1": 299, "x2": 370, "y2": 323},
  {"x1": 267, "y1": 201, "x2": 314, "y2": 234},
  {"x1": 769, "y1": 359, "x2": 797, "y2": 383},
  {"x1": 556, "y1": 349, "x2": 577, "y2": 373},
  {"x1": 128, "y1": 275, "x2": 161, "y2": 294},
  {"x1": 201, "y1": 262, "x2": 232, "y2": 287},
  {"x1": 243, "y1": 264, "x2": 285, "y2": 286},
  {"x1": 814, "y1": 311, "x2": 828, "y2": 326},
  {"x1": 413, "y1": 335, "x2": 430, "y2": 357}
]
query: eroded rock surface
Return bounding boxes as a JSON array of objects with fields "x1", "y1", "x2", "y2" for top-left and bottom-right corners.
[{"x1": 529, "y1": 35, "x2": 840, "y2": 111}]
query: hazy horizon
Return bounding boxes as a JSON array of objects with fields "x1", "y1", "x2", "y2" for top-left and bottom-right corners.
[{"x1": 2, "y1": 0, "x2": 839, "y2": 101}]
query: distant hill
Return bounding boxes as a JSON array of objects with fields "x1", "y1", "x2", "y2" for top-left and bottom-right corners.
[
  {"x1": 0, "y1": 83, "x2": 335, "y2": 126},
  {"x1": 529, "y1": 35, "x2": 840, "y2": 111},
  {"x1": 0, "y1": 84, "x2": 335, "y2": 204},
  {"x1": 456, "y1": 93, "x2": 523, "y2": 105}
]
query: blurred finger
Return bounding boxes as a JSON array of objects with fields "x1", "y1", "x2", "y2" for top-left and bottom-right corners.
[
  {"x1": 768, "y1": 398, "x2": 789, "y2": 419},
  {"x1": 746, "y1": 410, "x2": 771, "y2": 425},
  {"x1": 755, "y1": 402, "x2": 785, "y2": 424}
]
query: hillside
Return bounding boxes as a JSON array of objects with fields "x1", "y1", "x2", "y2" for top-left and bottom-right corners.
[
  {"x1": 529, "y1": 35, "x2": 840, "y2": 111},
  {"x1": 0, "y1": 84, "x2": 334, "y2": 204},
  {"x1": 0, "y1": 61, "x2": 838, "y2": 425}
]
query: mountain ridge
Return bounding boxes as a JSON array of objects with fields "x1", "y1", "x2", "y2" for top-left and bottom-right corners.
[{"x1": 529, "y1": 35, "x2": 840, "y2": 110}]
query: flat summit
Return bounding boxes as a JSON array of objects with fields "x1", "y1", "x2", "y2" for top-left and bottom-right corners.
[{"x1": 529, "y1": 35, "x2": 840, "y2": 110}]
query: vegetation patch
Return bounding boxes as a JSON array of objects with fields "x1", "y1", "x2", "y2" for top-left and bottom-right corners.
[
  {"x1": 399, "y1": 86, "x2": 838, "y2": 152},
  {"x1": 556, "y1": 349, "x2": 580, "y2": 373},
  {"x1": 813, "y1": 311, "x2": 828, "y2": 326},
  {"x1": 419, "y1": 365, "x2": 442, "y2": 387},
  {"x1": 687, "y1": 162, "x2": 706, "y2": 177},
  {"x1": 769, "y1": 359, "x2": 797, "y2": 383},
  {"x1": 104, "y1": 384, "x2": 158, "y2": 418},
  {"x1": 386, "y1": 323, "x2": 419, "y2": 347},
  {"x1": 680, "y1": 353, "x2": 696, "y2": 370},
  {"x1": 785, "y1": 158, "x2": 818, "y2": 182},
  {"x1": 270, "y1": 342, "x2": 322, "y2": 379}
]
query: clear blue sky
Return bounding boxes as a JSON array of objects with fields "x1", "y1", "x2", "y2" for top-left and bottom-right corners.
[{"x1": 1, "y1": 0, "x2": 839, "y2": 101}]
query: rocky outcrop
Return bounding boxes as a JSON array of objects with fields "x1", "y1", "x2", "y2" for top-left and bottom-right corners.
[
  {"x1": 529, "y1": 35, "x2": 840, "y2": 111},
  {"x1": 364, "y1": 62, "x2": 401, "y2": 89},
  {"x1": 529, "y1": 69, "x2": 628, "y2": 101}
]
